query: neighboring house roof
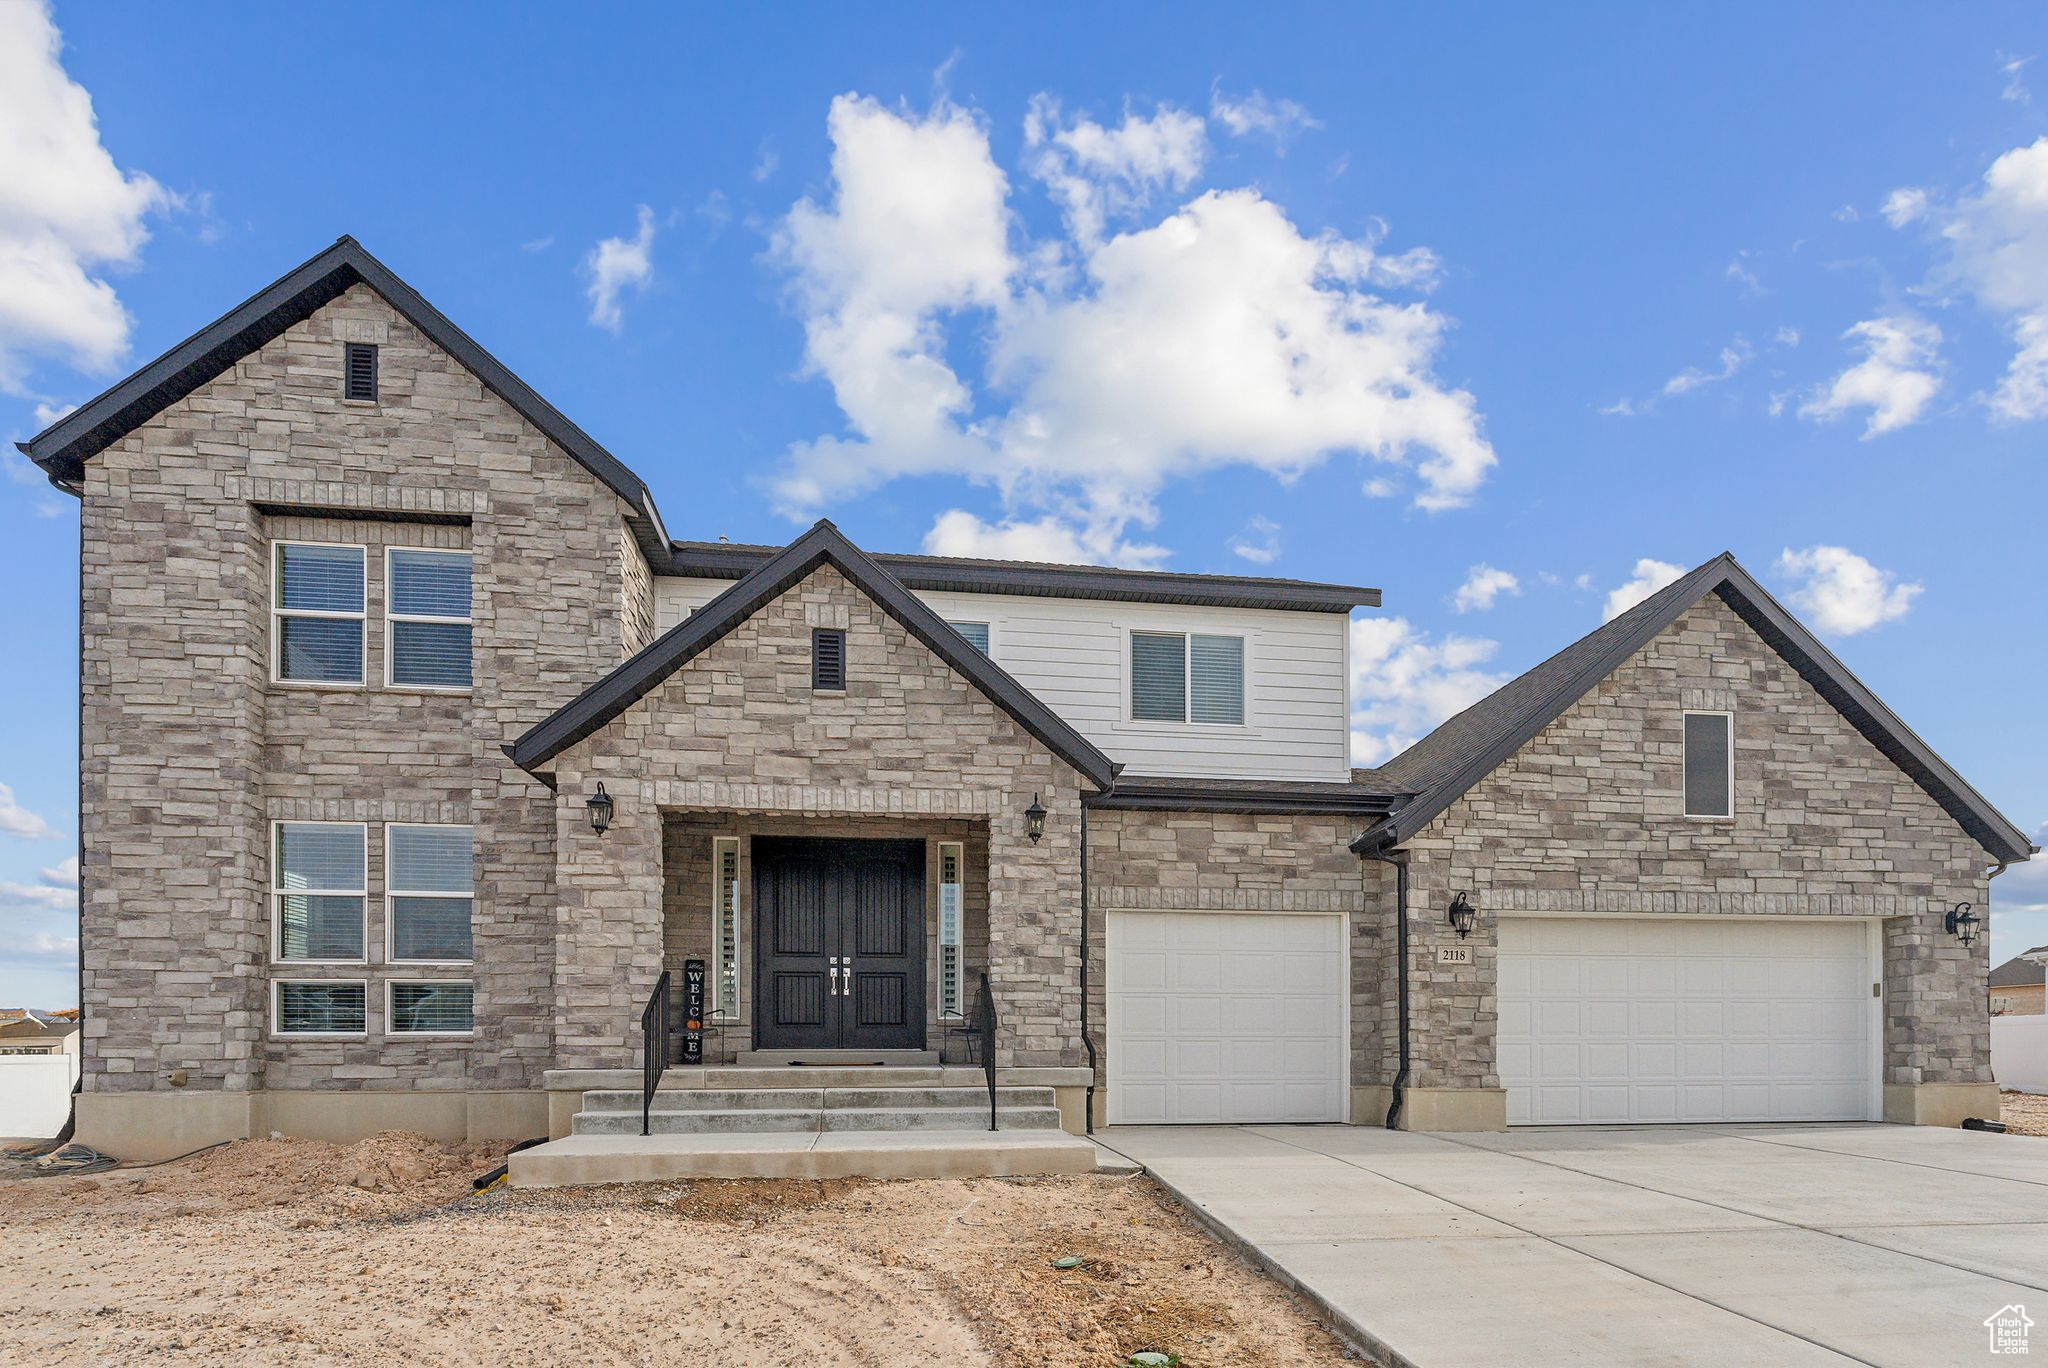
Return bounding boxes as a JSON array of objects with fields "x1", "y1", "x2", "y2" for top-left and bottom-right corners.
[
  {"x1": 1351, "y1": 552, "x2": 2036, "y2": 864},
  {"x1": 1990, "y1": 950, "x2": 2048, "y2": 989},
  {"x1": 511, "y1": 520, "x2": 1122, "y2": 790},
  {"x1": 15, "y1": 236, "x2": 673, "y2": 567},
  {"x1": 0, "y1": 1009, "x2": 78, "y2": 1039},
  {"x1": 669, "y1": 540, "x2": 1380, "y2": 614}
]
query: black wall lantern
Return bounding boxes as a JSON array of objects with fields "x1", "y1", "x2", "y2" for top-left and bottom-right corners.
[
  {"x1": 1024, "y1": 793, "x2": 1047, "y2": 845},
  {"x1": 1447, "y1": 890, "x2": 1477, "y2": 939},
  {"x1": 1945, "y1": 901, "x2": 1979, "y2": 948},
  {"x1": 585, "y1": 782, "x2": 615, "y2": 837}
]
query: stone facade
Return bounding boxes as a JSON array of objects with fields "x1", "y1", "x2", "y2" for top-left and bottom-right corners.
[
  {"x1": 1398, "y1": 593, "x2": 1992, "y2": 1105},
  {"x1": 544, "y1": 564, "x2": 1091, "y2": 1069},
  {"x1": 79, "y1": 284, "x2": 643, "y2": 1100}
]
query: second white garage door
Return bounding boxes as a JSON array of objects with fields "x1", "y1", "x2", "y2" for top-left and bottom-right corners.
[
  {"x1": 1107, "y1": 910, "x2": 1347, "y2": 1124},
  {"x1": 1499, "y1": 916, "x2": 1879, "y2": 1125}
]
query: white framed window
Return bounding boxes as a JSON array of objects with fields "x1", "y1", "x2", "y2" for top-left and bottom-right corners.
[
  {"x1": 272, "y1": 979, "x2": 368, "y2": 1037},
  {"x1": 272, "y1": 541, "x2": 365, "y2": 685},
  {"x1": 272, "y1": 821, "x2": 367, "y2": 963},
  {"x1": 711, "y1": 837, "x2": 740, "y2": 1019},
  {"x1": 386, "y1": 548, "x2": 473, "y2": 690},
  {"x1": 938, "y1": 842, "x2": 964, "y2": 1018},
  {"x1": 1681, "y1": 710, "x2": 1735, "y2": 819},
  {"x1": 387, "y1": 980, "x2": 475, "y2": 1036},
  {"x1": 1129, "y1": 630, "x2": 1245, "y2": 725},
  {"x1": 386, "y1": 824, "x2": 474, "y2": 963},
  {"x1": 948, "y1": 621, "x2": 991, "y2": 654}
]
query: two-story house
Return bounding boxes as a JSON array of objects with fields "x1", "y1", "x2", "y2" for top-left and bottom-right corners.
[{"x1": 20, "y1": 238, "x2": 2031, "y2": 1170}]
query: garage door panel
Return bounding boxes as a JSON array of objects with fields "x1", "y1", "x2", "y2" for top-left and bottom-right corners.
[
  {"x1": 1109, "y1": 910, "x2": 1346, "y2": 1125},
  {"x1": 1500, "y1": 916, "x2": 1875, "y2": 1125}
]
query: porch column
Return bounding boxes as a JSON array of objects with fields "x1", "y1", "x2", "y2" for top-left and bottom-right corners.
[
  {"x1": 983, "y1": 782, "x2": 1087, "y2": 1069},
  {"x1": 550, "y1": 763, "x2": 666, "y2": 1069}
]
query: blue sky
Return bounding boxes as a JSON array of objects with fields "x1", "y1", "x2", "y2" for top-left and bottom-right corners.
[{"x1": 2, "y1": 3, "x2": 2045, "y2": 1006}]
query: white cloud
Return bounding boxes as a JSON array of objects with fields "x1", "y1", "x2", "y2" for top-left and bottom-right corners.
[
  {"x1": 1227, "y1": 515, "x2": 1281, "y2": 564},
  {"x1": 1603, "y1": 558, "x2": 1686, "y2": 622},
  {"x1": 1025, "y1": 96, "x2": 1208, "y2": 247},
  {"x1": 1774, "y1": 325, "x2": 1801, "y2": 348},
  {"x1": 769, "y1": 93, "x2": 1496, "y2": 561},
  {"x1": 1209, "y1": 88, "x2": 1320, "y2": 150},
  {"x1": 584, "y1": 204, "x2": 656, "y2": 333},
  {"x1": 520, "y1": 235, "x2": 554, "y2": 253},
  {"x1": 1451, "y1": 564, "x2": 1520, "y2": 614},
  {"x1": 1798, "y1": 315, "x2": 1942, "y2": 437},
  {"x1": 2001, "y1": 52, "x2": 2035, "y2": 106},
  {"x1": 32, "y1": 400, "x2": 76, "y2": 428},
  {"x1": 1349, "y1": 617, "x2": 1507, "y2": 766},
  {"x1": 0, "y1": 880, "x2": 74, "y2": 911},
  {"x1": 1774, "y1": 545, "x2": 1921, "y2": 635},
  {"x1": 1833, "y1": 204, "x2": 1861, "y2": 224},
  {"x1": 1882, "y1": 187, "x2": 1929, "y2": 228},
  {"x1": 39, "y1": 855, "x2": 76, "y2": 888},
  {"x1": 1724, "y1": 255, "x2": 1766, "y2": 298},
  {"x1": 1662, "y1": 339, "x2": 1751, "y2": 396},
  {"x1": 921, "y1": 508, "x2": 1165, "y2": 567},
  {"x1": 752, "y1": 139, "x2": 780, "y2": 182},
  {"x1": 0, "y1": 783, "x2": 57, "y2": 840},
  {"x1": 0, "y1": 0, "x2": 174, "y2": 394},
  {"x1": 1936, "y1": 137, "x2": 2048, "y2": 421}
]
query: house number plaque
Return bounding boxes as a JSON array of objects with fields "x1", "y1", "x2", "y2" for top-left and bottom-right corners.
[{"x1": 1435, "y1": 945, "x2": 1473, "y2": 967}]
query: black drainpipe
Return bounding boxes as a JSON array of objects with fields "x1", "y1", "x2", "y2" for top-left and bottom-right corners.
[
  {"x1": 1078, "y1": 801, "x2": 1099, "y2": 1133},
  {"x1": 1362, "y1": 846, "x2": 1410, "y2": 1130}
]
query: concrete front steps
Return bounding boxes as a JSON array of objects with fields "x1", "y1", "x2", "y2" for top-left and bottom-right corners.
[{"x1": 509, "y1": 1067, "x2": 1104, "y2": 1186}]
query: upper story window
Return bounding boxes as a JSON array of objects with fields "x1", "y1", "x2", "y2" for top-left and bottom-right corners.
[
  {"x1": 1682, "y1": 711, "x2": 1734, "y2": 818},
  {"x1": 813, "y1": 628, "x2": 846, "y2": 691},
  {"x1": 386, "y1": 824, "x2": 474, "y2": 962},
  {"x1": 273, "y1": 542, "x2": 366, "y2": 685},
  {"x1": 344, "y1": 343, "x2": 378, "y2": 402},
  {"x1": 273, "y1": 821, "x2": 367, "y2": 962},
  {"x1": 387, "y1": 549, "x2": 473, "y2": 690},
  {"x1": 949, "y1": 621, "x2": 991, "y2": 654},
  {"x1": 1130, "y1": 630, "x2": 1245, "y2": 725}
]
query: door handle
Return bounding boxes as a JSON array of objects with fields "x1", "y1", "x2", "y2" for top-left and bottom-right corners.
[{"x1": 829, "y1": 956, "x2": 849, "y2": 997}]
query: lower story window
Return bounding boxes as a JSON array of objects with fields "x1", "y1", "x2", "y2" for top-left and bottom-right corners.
[
  {"x1": 274, "y1": 822, "x2": 367, "y2": 962},
  {"x1": 389, "y1": 981, "x2": 475, "y2": 1035},
  {"x1": 274, "y1": 980, "x2": 367, "y2": 1036}
]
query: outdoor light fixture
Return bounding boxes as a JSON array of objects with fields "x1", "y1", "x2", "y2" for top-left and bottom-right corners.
[
  {"x1": 585, "y1": 782, "x2": 614, "y2": 837},
  {"x1": 1945, "y1": 901, "x2": 1979, "y2": 948},
  {"x1": 1024, "y1": 793, "x2": 1046, "y2": 845},
  {"x1": 1448, "y1": 891, "x2": 1477, "y2": 939}
]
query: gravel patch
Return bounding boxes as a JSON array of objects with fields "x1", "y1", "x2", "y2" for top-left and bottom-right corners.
[
  {"x1": 0, "y1": 1132, "x2": 1355, "y2": 1365},
  {"x1": 2002, "y1": 1090, "x2": 2048, "y2": 1137}
]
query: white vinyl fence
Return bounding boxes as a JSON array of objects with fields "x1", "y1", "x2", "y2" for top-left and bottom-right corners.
[
  {"x1": 1992, "y1": 1014, "x2": 2048, "y2": 1096},
  {"x1": 0, "y1": 1054, "x2": 78, "y2": 1141}
]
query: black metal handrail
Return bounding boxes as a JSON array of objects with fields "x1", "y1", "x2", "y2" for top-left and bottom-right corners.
[
  {"x1": 974, "y1": 971, "x2": 997, "y2": 1131},
  {"x1": 641, "y1": 969, "x2": 671, "y2": 1137}
]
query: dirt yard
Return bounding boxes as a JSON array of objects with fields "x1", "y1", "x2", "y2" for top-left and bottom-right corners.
[
  {"x1": 2004, "y1": 1090, "x2": 2048, "y2": 1136},
  {"x1": 0, "y1": 1132, "x2": 1355, "y2": 1366}
]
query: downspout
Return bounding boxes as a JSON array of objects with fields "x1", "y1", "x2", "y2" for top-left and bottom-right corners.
[
  {"x1": 1078, "y1": 800, "x2": 1099, "y2": 1133},
  {"x1": 1361, "y1": 845, "x2": 1410, "y2": 1130}
]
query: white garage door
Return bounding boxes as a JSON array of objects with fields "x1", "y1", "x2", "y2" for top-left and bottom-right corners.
[
  {"x1": 1107, "y1": 910, "x2": 1346, "y2": 1124},
  {"x1": 1499, "y1": 917, "x2": 1878, "y2": 1125}
]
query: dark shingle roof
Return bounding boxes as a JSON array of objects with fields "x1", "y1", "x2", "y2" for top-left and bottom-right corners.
[
  {"x1": 669, "y1": 540, "x2": 1380, "y2": 613},
  {"x1": 1990, "y1": 949, "x2": 2048, "y2": 989},
  {"x1": 511, "y1": 520, "x2": 1119, "y2": 789},
  {"x1": 1353, "y1": 553, "x2": 2035, "y2": 864}
]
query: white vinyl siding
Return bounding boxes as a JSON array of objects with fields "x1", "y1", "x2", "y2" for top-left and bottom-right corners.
[
  {"x1": 386, "y1": 824, "x2": 474, "y2": 963},
  {"x1": 273, "y1": 542, "x2": 365, "y2": 684},
  {"x1": 652, "y1": 577, "x2": 1351, "y2": 780},
  {"x1": 272, "y1": 822, "x2": 367, "y2": 963},
  {"x1": 386, "y1": 549, "x2": 473, "y2": 690}
]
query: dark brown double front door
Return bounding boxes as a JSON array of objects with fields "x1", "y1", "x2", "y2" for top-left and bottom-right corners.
[{"x1": 753, "y1": 837, "x2": 926, "y2": 1052}]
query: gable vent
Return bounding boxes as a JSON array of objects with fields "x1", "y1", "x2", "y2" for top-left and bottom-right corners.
[
  {"x1": 344, "y1": 343, "x2": 379, "y2": 401},
  {"x1": 812, "y1": 628, "x2": 846, "y2": 691}
]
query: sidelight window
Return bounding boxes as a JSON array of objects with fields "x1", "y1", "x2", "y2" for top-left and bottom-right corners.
[
  {"x1": 938, "y1": 842, "x2": 964, "y2": 1018},
  {"x1": 711, "y1": 838, "x2": 741, "y2": 1018}
]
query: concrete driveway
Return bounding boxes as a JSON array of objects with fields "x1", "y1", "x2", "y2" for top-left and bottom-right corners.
[{"x1": 1100, "y1": 1123, "x2": 2048, "y2": 1367}]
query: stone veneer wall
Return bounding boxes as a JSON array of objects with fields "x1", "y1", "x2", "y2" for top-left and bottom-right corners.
[
  {"x1": 547, "y1": 564, "x2": 1089, "y2": 1068},
  {"x1": 1086, "y1": 811, "x2": 1378, "y2": 1092},
  {"x1": 1400, "y1": 592, "x2": 1993, "y2": 1093},
  {"x1": 79, "y1": 283, "x2": 641, "y2": 1095},
  {"x1": 661, "y1": 814, "x2": 991, "y2": 1064}
]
